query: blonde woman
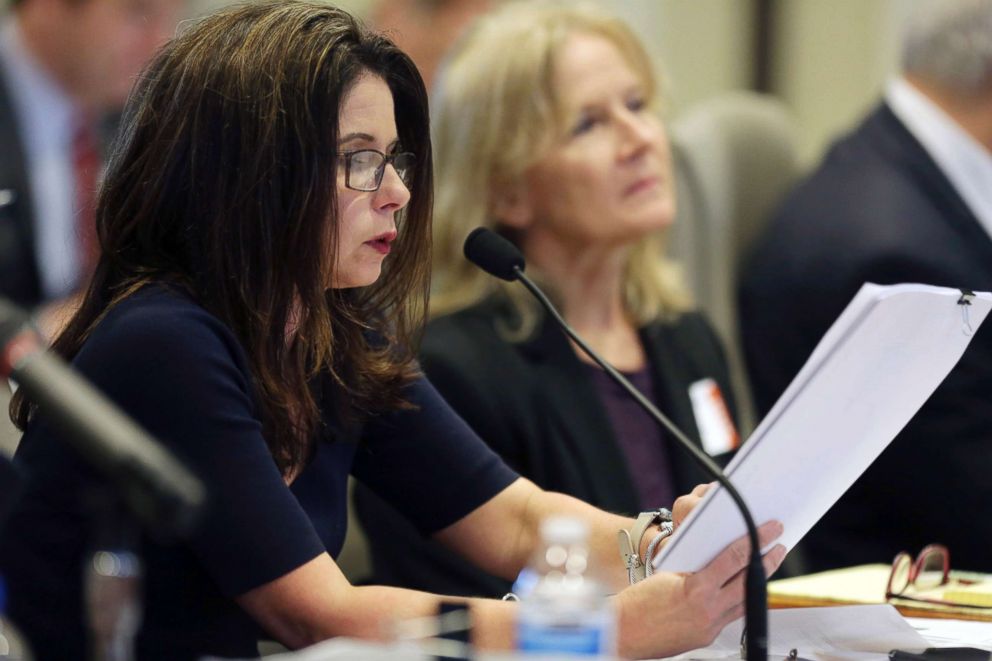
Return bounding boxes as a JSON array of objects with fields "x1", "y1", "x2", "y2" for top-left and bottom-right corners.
[{"x1": 357, "y1": 2, "x2": 743, "y2": 599}]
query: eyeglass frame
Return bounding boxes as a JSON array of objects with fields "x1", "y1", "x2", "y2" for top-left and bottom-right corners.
[
  {"x1": 885, "y1": 543, "x2": 991, "y2": 609},
  {"x1": 337, "y1": 148, "x2": 415, "y2": 192}
]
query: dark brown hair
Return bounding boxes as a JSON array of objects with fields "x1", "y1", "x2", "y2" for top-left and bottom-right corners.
[{"x1": 12, "y1": 1, "x2": 433, "y2": 475}]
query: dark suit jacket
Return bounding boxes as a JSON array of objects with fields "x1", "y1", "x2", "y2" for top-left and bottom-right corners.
[
  {"x1": 355, "y1": 295, "x2": 738, "y2": 597},
  {"x1": 0, "y1": 67, "x2": 42, "y2": 307},
  {"x1": 739, "y1": 102, "x2": 992, "y2": 572},
  {"x1": 0, "y1": 65, "x2": 117, "y2": 309}
]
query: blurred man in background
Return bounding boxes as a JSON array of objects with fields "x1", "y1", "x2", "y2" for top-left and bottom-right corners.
[
  {"x1": 1, "y1": 0, "x2": 183, "y2": 455},
  {"x1": 0, "y1": 0, "x2": 183, "y2": 334},
  {"x1": 740, "y1": 0, "x2": 992, "y2": 572}
]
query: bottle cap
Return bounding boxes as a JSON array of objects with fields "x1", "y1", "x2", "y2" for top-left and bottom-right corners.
[{"x1": 540, "y1": 516, "x2": 589, "y2": 545}]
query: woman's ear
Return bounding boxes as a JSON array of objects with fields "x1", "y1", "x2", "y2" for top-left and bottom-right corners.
[{"x1": 491, "y1": 181, "x2": 534, "y2": 230}]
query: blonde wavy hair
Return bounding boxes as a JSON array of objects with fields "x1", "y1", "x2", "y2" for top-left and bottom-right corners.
[{"x1": 430, "y1": 1, "x2": 691, "y2": 335}]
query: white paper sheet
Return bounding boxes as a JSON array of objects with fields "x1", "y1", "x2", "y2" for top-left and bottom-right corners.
[
  {"x1": 907, "y1": 617, "x2": 992, "y2": 650},
  {"x1": 654, "y1": 283, "x2": 992, "y2": 573},
  {"x1": 662, "y1": 605, "x2": 930, "y2": 661}
]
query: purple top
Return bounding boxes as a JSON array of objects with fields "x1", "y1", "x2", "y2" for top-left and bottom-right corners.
[{"x1": 586, "y1": 362, "x2": 676, "y2": 509}]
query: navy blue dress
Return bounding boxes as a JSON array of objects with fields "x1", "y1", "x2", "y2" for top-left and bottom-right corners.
[{"x1": 0, "y1": 285, "x2": 518, "y2": 660}]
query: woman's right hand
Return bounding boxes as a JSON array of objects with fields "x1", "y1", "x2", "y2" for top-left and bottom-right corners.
[{"x1": 614, "y1": 520, "x2": 786, "y2": 660}]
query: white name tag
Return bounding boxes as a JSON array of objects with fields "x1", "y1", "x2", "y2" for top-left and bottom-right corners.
[{"x1": 688, "y1": 378, "x2": 739, "y2": 456}]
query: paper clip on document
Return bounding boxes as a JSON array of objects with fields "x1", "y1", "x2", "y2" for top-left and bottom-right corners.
[
  {"x1": 740, "y1": 628, "x2": 813, "y2": 661},
  {"x1": 959, "y1": 288, "x2": 976, "y2": 336}
]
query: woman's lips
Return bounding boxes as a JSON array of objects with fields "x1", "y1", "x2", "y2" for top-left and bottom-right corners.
[
  {"x1": 624, "y1": 176, "x2": 660, "y2": 197},
  {"x1": 365, "y1": 230, "x2": 397, "y2": 255}
]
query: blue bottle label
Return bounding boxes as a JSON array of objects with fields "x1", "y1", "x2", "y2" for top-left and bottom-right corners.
[{"x1": 518, "y1": 622, "x2": 604, "y2": 655}]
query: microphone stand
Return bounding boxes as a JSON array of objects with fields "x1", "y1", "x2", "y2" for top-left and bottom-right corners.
[{"x1": 512, "y1": 265, "x2": 768, "y2": 660}]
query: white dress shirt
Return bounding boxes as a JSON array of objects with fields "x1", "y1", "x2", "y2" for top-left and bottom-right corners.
[
  {"x1": 886, "y1": 76, "x2": 992, "y2": 242},
  {"x1": 0, "y1": 17, "x2": 82, "y2": 301}
]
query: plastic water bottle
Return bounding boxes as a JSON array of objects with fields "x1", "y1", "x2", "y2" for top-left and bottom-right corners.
[
  {"x1": 0, "y1": 577, "x2": 32, "y2": 660},
  {"x1": 515, "y1": 516, "x2": 615, "y2": 657},
  {"x1": 86, "y1": 548, "x2": 143, "y2": 661}
]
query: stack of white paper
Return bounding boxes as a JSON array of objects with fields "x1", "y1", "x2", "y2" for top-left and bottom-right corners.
[
  {"x1": 663, "y1": 605, "x2": 929, "y2": 660},
  {"x1": 655, "y1": 283, "x2": 991, "y2": 573}
]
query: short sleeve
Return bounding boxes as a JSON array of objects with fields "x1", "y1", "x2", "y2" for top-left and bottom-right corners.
[
  {"x1": 76, "y1": 294, "x2": 325, "y2": 597},
  {"x1": 350, "y1": 375, "x2": 518, "y2": 535}
]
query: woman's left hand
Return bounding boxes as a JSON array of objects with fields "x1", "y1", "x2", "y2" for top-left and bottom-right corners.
[{"x1": 671, "y1": 482, "x2": 712, "y2": 530}]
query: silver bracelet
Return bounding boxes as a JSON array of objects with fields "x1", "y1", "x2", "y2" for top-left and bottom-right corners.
[
  {"x1": 617, "y1": 508, "x2": 673, "y2": 584},
  {"x1": 643, "y1": 521, "x2": 675, "y2": 578}
]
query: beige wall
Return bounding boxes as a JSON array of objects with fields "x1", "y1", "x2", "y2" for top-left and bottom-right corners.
[
  {"x1": 187, "y1": 0, "x2": 925, "y2": 167},
  {"x1": 602, "y1": 0, "x2": 754, "y2": 120},
  {"x1": 604, "y1": 0, "x2": 916, "y2": 167},
  {"x1": 771, "y1": 0, "x2": 914, "y2": 164}
]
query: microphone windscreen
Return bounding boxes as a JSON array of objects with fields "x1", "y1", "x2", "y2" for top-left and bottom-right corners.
[{"x1": 463, "y1": 228, "x2": 525, "y2": 282}]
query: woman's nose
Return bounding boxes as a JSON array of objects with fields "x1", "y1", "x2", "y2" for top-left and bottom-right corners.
[
  {"x1": 616, "y1": 111, "x2": 656, "y2": 161},
  {"x1": 374, "y1": 163, "x2": 411, "y2": 211}
]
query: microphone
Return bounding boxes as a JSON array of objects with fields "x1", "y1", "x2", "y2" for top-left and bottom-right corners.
[
  {"x1": 463, "y1": 228, "x2": 524, "y2": 282},
  {"x1": 463, "y1": 227, "x2": 768, "y2": 660},
  {"x1": 0, "y1": 298, "x2": 205, "y2": 537}
]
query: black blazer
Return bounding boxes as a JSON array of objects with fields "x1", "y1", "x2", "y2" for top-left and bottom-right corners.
[
  {"x1": 739, "y1": 102, "x2": 992, "y2": 572},
  {"x1": 0, "y1": 68, "x2": 42, "y2": 308},
  {"x1": 0, "y1": 66, "x2": 117, "y2": 309},
  {"x1": 355, "y1": 295, "x2": 738, "y2": 597}
]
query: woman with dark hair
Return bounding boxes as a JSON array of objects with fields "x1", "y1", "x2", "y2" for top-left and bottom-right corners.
[{"x1": 0, "y1": 3, "x2": 783, "y2": 660}]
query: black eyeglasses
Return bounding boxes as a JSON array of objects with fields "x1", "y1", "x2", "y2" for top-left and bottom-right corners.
[
  {"x1": 886, "y1": 544, "x2": 991, "y2": 609},
  {"x1": 338, "y1": 149, "x2": 415, "y2": 192}
]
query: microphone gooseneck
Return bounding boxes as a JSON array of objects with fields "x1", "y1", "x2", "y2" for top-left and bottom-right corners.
[{"x1": 464, "y1": 228, "x2": 768, "y2": 660}]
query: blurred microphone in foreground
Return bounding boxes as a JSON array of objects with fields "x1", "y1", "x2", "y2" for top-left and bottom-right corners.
[{"x1": 0, "y1": 297, "x2": 203, "y2": 536}]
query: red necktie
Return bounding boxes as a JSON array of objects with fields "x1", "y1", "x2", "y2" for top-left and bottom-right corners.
[{"x1": 72, "y1": 117, "x2": 100, "y2": 279}]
